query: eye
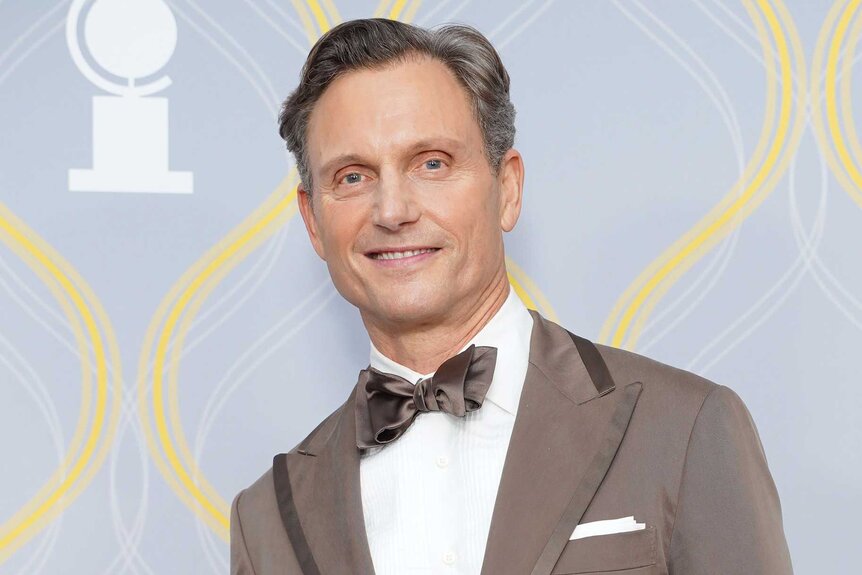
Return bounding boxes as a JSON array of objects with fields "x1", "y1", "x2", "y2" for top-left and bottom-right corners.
[
  {"x1": 341, "y1": 172, "x2": 363, "y2": 185},
  {"x1": 425, "y1": 158, "x2": 443, "y2": 170}
]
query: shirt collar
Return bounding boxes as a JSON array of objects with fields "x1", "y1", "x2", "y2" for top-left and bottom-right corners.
[{"x1": 368, "y1": 286, "x2": 534, "y2": 415}]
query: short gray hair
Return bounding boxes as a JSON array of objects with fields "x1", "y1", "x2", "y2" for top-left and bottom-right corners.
[{"x1": 277, "y1": 18, "x2": 516, "y2": 193}]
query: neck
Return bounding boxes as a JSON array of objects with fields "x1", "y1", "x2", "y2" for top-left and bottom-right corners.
[{"x1": 363, "y1": 269, "x2": 511, "y2": 374}]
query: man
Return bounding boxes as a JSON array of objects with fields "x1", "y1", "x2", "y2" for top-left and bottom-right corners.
[{"x1": 230, "y1": 18, "x2": 792, "y2": 575}]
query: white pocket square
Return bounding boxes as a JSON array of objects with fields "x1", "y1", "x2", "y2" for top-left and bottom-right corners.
[{"x1": 569, "y1": 516, "x2": 646, "y2": 540}]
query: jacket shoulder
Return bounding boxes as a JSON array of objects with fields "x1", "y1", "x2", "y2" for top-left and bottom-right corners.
[
  {"x1": 593, "y1": 341, "x2": 719, "y2": 406},
  {"x1": 233, "y1": 465, "x2": 277, "y2": 526}
]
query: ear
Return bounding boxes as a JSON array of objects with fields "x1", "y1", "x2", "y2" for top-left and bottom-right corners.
[
  {"x1": 297, "y1": 183, "x2": 327, "y2": 260},
  {"x1": 497, "y1": 148, "x2": 524, "y2": 232}
]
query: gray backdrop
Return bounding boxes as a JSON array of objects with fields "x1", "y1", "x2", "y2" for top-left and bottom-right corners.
[{"x1": 1, "y1": 0, "x2": 859, "y2": 573}]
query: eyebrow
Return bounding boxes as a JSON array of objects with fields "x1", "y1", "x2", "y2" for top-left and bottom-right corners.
[
  {"x1": 319, "y1": 153, "x2": 367, "y2": 179},
  {"x1": 318, "y1": 137, "x2": 465, "y2": 178}
]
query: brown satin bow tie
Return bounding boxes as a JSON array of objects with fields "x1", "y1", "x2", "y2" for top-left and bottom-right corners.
[{"x1": 354, "y1": 344, "x2": 498, "y2": 450}]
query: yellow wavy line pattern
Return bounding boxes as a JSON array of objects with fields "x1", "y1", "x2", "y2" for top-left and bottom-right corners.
[
  {"x1": 374, "y1": 0, "x2": 422, "y2": 22},
  {"x1": 507, "y1": 257, "x2": 559, "y2": 322},
  {"x1": 7, "y1": 0, "x2": 843, "y2": 563},
  {"x1": 0, "y1": 203, "x2": 122, "y2": 563},
  {"x1": 10, "y1": 0, "x2": 856, "y2": 566},
  {"x1": 599, "y1": 0, "x2": 808, "y2": 351},
  {"x1": 374, "y1": 0, "x2": 394, "y2": 18},
  {"x1": 842, "y1": 3, "x2": 862, "y2": 174},
  {"x1": 138, "y1": 173, "x2": 298, "y2": 539},
  {"x1": 291, "y1": 0, "x2": 319, "y2": 45},
  {"x1": 306, "y1": 0, "x2": 335, "y2": 33},
  {"x1": 812, "y1": 0, "x2": 862, "y2": 207},
  {"x1": 139, "y1": 0, "x2": 556, "y2": 543}
]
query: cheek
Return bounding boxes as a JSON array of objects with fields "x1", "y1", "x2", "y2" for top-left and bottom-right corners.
[
  {"x1": 320, "y1": 207, "x2": 364, "y2": 264},
  {"x1": 437, "y1": 197, "x2": 499, "y2": 261},
  {"x1": 462, "y1": 187, "x2": 500, "y2": 236}
]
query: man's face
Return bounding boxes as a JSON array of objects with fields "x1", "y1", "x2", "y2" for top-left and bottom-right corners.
[{"x1": 297, "y1": 55, "x2": 523, "y2": 329}]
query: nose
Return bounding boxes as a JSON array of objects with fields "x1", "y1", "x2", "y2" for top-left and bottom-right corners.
[{"x1": 371, "y1": 170, "x2": 420, "y2": 231}]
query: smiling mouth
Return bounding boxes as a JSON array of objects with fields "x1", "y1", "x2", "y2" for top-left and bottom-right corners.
[{"x1": 367, "y1": 247, "x2": 440, "y2": 260}]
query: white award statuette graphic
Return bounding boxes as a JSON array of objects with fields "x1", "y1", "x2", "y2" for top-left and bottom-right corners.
[{"x1": 67, "y1": 0, "x2": 193, "y2": 193}]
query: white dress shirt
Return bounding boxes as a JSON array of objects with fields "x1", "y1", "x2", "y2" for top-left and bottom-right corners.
[{"x1": 359, "y1": 287, "x2": 535, "y2": 574}]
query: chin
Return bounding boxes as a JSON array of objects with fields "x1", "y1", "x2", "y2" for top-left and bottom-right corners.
[{"x1": 368, "y1": 292, "x2": 448, "y2": 325}]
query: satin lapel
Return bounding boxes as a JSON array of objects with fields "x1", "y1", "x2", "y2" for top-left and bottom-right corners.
[
  {"x1": 479, "y1": 311, "x2": 643, "y2": 575},
  {"x1": 275, "y1": 384, "x2": 376, "y2": 574}
]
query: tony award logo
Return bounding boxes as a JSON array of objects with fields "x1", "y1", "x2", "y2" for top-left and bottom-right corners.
[{"x1": 67, "y1": 0, "x2": 193, "y2": 193}]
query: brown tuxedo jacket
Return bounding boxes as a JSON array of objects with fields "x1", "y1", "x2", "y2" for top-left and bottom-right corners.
[{"x1": 230, "y1": 310, "x2": 792, "y2": 574}]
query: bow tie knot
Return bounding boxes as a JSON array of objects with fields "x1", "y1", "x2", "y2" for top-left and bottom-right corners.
[{"x1": 355, "y1": 344, "x2": 498, "y2": 449}]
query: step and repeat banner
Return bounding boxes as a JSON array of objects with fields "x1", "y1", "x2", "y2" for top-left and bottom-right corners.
[{"x1": 1, "y1": 0, "x2": 859, "y2": 573}]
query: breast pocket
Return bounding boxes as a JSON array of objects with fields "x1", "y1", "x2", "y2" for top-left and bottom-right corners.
[{"x1": 550, "y1": 524, "x2": 658, "y2": 574}]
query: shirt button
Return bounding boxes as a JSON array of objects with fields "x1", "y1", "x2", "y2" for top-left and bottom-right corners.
[
  {"x1": 435, "y1": 455, "x2": 449, "y2": 468},
  {"x1": 442, "y1": 550, "x2": 457, "y2": 565}
]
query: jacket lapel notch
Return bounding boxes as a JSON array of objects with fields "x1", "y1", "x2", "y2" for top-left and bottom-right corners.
[{"x1": 565, "y1": 329, "x2": 616, "y2": 402}]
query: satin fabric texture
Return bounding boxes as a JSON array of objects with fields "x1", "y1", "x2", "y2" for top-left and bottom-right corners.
[{"x1": 354, "y1": 344, "x2": 498, "y2": 449}]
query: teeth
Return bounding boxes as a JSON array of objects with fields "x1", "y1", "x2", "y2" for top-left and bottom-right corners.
[{"x1": 372, "y1": 248, "x2": 436, "y2": 260}]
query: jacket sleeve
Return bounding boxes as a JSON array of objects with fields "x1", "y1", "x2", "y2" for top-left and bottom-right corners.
[
  {"x1": 668, "y1": 384, "x2": 793, "y2": 574},
  {"x1": 231, "y1": 489, "x2": 257, "y2": 575}
]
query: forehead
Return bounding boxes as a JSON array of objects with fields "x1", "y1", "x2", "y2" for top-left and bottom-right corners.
[{"x1": 305, "y1": 56, "x2": 482, "y2": 171}]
